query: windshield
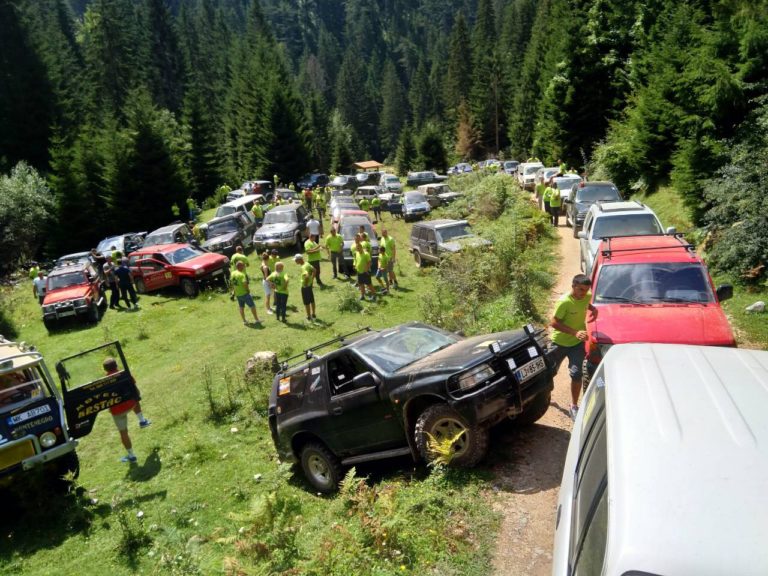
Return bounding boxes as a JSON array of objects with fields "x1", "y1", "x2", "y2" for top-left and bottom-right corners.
[
  {"x1": 143, "y1": 233, "x2": 173, "y2": 246},
  {"x1": 0, "y1": 366, "x2": 50, "y2": 412},
  {"x1": 592, "y1": 214, "x2": 662, "y2": 239},
  {"x1": 340, "y1": 223, "x2": 376, "y2": 241},
  {"x1": 216, "y1": 206, "x2": 236, "y2": 218},
  {"x1": 263, "y1": 211, "x2": 297, "y2": 225},
  {"x1": 577, "y1": 185, "x2": 621, "y2": 203},
  {"x1": 354, "y1": 326, "x2": 458, "y2": 373},
  {"x1": 331, "y1": 176, "x2": 348, "y2": 185},
  {"x1": 524, "y1": 165, "x2": 540, "y2": 175},
  {"x1": 384, "y1": 176, "x2": 399, "y2": 184},
  {"x1": 97, "y1": 238, "x2": 121, "y2": 253},
  {"x1": 595, "y1": 263, "x2": 714, "y2": 304},
  {"x1": 167, "y1": 246, "x2": 203, "y2": 264},
  {"x1": 405, "y1": 192, "x2": 427, "y2": 204},
  {"x1": 555, "y1": 178, "x2": 581, "y2": 191},
  {"x1": 48, "y1": 272, "x2": 85, "y2": 291},
  {"x1": 207, "y1": 219, "x2": 239, "y2": 237},
  {"x1": 437, "y1": 225, "x2": 473, "y2": 242}
]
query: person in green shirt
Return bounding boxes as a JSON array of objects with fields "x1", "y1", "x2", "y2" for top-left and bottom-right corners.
[
  {"x1": 542, "y1": 184, "x2": 552, "y2": 221},
  {"x1": 268, "y1": 262, "x2": 290, "y2": 322},
  {"x1": 324, "y1": 228, "x2": 344, "y2": 279},
  {"x1": 535, "y1": 175, "x2": 546, "y2": 211},
  {"x1": 251, "y1": 201, "x2": 264, "y2": 226},
  {"x1": 230, "y1": 260, "x2": 261, "y2": 326},
  {"x1": 304, "y1": 235, "x2": 324, "y2": 287},
  {"x1": 354, "y1": 241, "x2": 376, "y2": 301},
  {"x1": 358, "y1": 197, "x2": 370, "y2": 213},
  {"x1": 28, "y1": 262, "x2": 40, "y2": 281},
  {"x1": 371, "y1": 196, "x2": 382, "y2": 222},
  {"x1": 547, "y1": 180, "x2": 562, "y2": 227},
  {"x1": 550, "y1": 274, "x2": 597, "y2": 420},
  {"x1": 230, "y1": 246, "x2": 249, "y2": 271},
  {"x1": 380, "y1": 228, "x2": 398, "y2": 289},
  {"x1": 558, "y1": 159, "x2": 567, "y2": 175},
  {"x1": 294, "y1": 254, "x2": 316, "y2": 322},
  {"x1": 375, "y1": 249, "x2": 390, "y2": 293}
]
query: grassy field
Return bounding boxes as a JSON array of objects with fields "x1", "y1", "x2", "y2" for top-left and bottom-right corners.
[{"x1": 1, "y1": 176, "x2": 557, "y2": 576}]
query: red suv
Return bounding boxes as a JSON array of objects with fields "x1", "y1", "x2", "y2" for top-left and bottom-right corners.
[
  {"x1": 42, "y1": 261, "x2": 105, "y2": 330},
  {"x1": 128, "y1": 243, "x2": 229, "y2": 297},
  {"x1": 583, "y1": 235, "x2": 735, "y2": 383}
]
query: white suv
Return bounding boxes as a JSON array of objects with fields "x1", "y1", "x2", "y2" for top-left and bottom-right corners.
[
  {"x1": 552, "y1": 343, "x2": 768, "y2": 576},
  {"x1": 517, "y1": 161, "x2": 544, "y2": 190},
  {"x1": 577, "y1": 200, "x2": 672, "y2": 276}
]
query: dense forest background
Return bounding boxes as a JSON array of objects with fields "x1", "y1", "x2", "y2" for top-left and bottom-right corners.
[{"x1": 0, "y1": 0, "x2": 766, "y2": 279}]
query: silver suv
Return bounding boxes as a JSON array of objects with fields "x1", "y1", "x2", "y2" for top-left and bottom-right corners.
[{"x1": 252, "y1": 204, "x2": 310, "y2": 251}]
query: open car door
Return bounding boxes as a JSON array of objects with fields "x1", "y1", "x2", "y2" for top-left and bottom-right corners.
[{"x1": 55, "y1": 341, "x2": 139, "y2": 439}]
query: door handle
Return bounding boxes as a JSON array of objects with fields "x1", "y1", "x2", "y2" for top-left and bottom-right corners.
[{"x1": 332, "y1": 406, "x2": 343, "y2": 416}]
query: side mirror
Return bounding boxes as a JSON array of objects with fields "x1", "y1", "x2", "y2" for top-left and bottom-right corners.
[
  {"x1": 352, "y1": 372, "x2": 377, "y2": 388},
  {"x1": 716, "y1": 284, "x2": 733, "y2": 302},
  {"x1": 577, "y1": 231, "x2": 587, "y2": 240},
  {"x1": 666, "y1": 226, "x2": 677, "y2": 235}
]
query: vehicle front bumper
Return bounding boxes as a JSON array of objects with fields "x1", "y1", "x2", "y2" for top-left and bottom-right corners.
[
  {"x1": 42, "y1": 300, "x2": 90, "y2": 320},
  {"x1": 1, "y1": 434, "x2": 77, "y2": 478},
  {"x1": 254, "y1": 236, "x2": 297, "y2": 249}
]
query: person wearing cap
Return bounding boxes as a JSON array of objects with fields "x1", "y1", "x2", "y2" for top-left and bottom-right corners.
[
  {"x1": 304, "y1": 234, "x2": 324, "y2": 287},
  {"x1": 230, "y1": 260, "x2": 261, "y2": 325},
  {"x1": 260, "y1": 252, "x2": 274, "y2": 314},
  {"x1": 294, "y1": 254, "x2": 316, "y2": 322},
  {"x1": 324, "y1": 227, "x2": 344, "y2": 279},
  {"x1": 113, "y1": 257, "x2": 139, "y2": 309},
  {"x1": 33, "y1": 270, "x2": 47, "y2": 304},
  {"x1": 103, "y1": 356, "x2": 151, "y2": 464},
  {"x1": 268, "y1": 262, "x2": 290, "y2": 322}
]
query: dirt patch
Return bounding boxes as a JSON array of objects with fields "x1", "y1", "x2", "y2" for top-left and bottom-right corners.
[{"x1": 488, "y1": 224, "x2": 582, "y2": 575}]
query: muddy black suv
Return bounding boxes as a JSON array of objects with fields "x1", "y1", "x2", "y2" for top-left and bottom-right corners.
[{"x1": 268, "y1": 323, "x2": 554, "y2": 493}]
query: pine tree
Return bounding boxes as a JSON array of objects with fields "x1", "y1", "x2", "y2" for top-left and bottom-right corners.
[
  {"x1": 394, "y1": 124, "x2": 417, "y2": 176},
  {"x1": 418, "y1": 124, "x2": 448, "y2": 173},
  {"x1": 379, "y1": 60, "x2": 408, "y2": 160},
  {"x1": 443, "y1": 14, "x2": 472, "y2": 121},
  {"x1": 140, "y1": 0, "x2": 185, "y2": 113}
]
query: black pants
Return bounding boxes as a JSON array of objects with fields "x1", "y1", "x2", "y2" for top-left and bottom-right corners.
[
  {"x1": 274, "y1": 292, "x2": 288, "y2": 320},
  {"x1": 373, "y1": 207, "x2": 382, "y2": 221},
  {"x1": 550, "y1": 206, "x2": 560, "y2": 227},
  {"x1": 119, "y1": 282, "x2": 138, "y2": 307},
  {"x1": 311, "y1": 260, "x2": 323, "y2": 285},
  {"x1": 330, "y1": 251, "x2": 342, "y2": 277},
  {"x1": 107, "y1": 282, "x2": 120, "y2": 308}
]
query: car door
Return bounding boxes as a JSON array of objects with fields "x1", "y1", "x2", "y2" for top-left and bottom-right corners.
[
  {"x1": 426, "y1": 228, "x2": 439, "y2": 260},
  {"x1": 323, "y1": 351, "x2": 405, "y2": 455},
  {"x1": 580, "y1": 213, "x2": 594, "y2": 272},
  {"x1": 138, "y1": 256, "x2": 172, "y2": 291}
]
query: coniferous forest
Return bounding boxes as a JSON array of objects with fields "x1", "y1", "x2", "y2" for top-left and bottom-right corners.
[{"x1": 1, "y1": 0, "x2": 766, "y2": 281}]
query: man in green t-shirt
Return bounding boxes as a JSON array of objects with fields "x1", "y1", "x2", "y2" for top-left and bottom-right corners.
[
  {"x1": 358, "y1": 197, "x2": 370, "y2": 213},
  {"x1": 304, "y1": 235, "x2": 324, "y2": 287},
  {"x1": 230, "y1": 260, "x2": 261, "y2": 326},
  {"x1": 380, "y1": 229, "x2": 398, "y2": 289},
  {"x1": 535, "y1": 176, "x2": 546, "y2": 211},
  {"x1": 542, "y1": 184, "x2": 552, "y2": 221},
  {"x1": 550, "y1": 274, "x2": 597, "y2": 420},
  {"x1": 324, "y1": 228, "x2": 344, "y2": 279},
  {"x1": 371, "y1": 196, "x2": 382, "y2": 222},
  {"x1": 354, "y1": 241, "x2": 376, "y2": 301},
  {"x1": 294, "y1": 254, "x2": 316, "y2": 322},
  {"x1": 230, "y1": 246, "x2": 249, "y2": 271},
  {"x1": 375, "y1": 249, "x2": 390, "y2": 294},
  {"x1": 267, "y1": 262, "x2": 290, "y2": 322},
  {"x1": 547, "y1": 180, "x2": 561, "y2": 227},
  {"x1": 251, "y1": 202, "x2": 264, "y2": 226}
]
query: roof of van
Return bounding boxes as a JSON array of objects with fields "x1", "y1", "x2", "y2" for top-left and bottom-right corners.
[
  {"x1": 601, "y1": 343, "x2": 768, "y2": 575},
  {"x1": 221, "y1": 194, "x2": 262, "y2": 207}
]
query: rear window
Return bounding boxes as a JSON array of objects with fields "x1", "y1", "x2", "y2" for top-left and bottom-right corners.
[
  {"x1": 576, "y1": 185, "x2": 621, "y2": 203},
  {"x1": 591, "y1": 214, "x2": 662, "y2": 239}
]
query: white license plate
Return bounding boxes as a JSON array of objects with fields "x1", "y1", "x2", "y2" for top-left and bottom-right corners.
[
  {"x1": 7, "y1": 404, "x2": 51, "y2": 425},
  {"x1": 211, "y1": 269, "x2": 223, "y2": 276},
  {"x1": 511, "y1": 356, "x2": 546, "y2": 383},
  {"x1": 57, "y1": 310, "x2": 76, "y2": 317}
]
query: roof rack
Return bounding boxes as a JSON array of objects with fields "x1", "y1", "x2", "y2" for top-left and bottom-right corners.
[
  {"x1": 279, "y1": 327, "x2": 374, "y2": 371},
  {"x1": 596, "y1": 200, "x2": 644, "y2": 212},
  {"x1": 601, "y1": 234, "x2": 694, "y2": 258}
]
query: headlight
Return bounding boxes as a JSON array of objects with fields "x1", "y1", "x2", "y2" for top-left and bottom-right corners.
[
  {"x1": 457, "y1": 363, "x2": 495, "y2": 391},
  {"x1": 43, "y1": 305, "x2": 55, "y2": 313},
  {"x1": 39, "y1": 431, "x2": 57, "y2": 448},
  {"x1": 74, "y1": 298, "x2": 87, "y2": 307},
  {"x1": 195, "y1": 267, "x2": 205, "y2": 276}
]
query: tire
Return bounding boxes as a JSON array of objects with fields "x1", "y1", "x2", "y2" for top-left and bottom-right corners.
[
  {"x1": 299, "y1": 442, "x2": 342, "y2": 494},
  {"x1": 514, "y1": 391, "x2": 551, "y2": 427},
  {"x1": 414, "y1": 404, "x2": 489, "y2": 468},
  {"x1": 49, "y1": 451, "x2": 80, "y2": 492},
  {"x1": 296, "y1": 234, "x2": 303, "y2": 251},
  {"x1": 135, "y1": 278, "x2": 146, "y2": 294},
  {"x1": 43, "y1": 317, "x2": 56, "y2": 333},
  {"x1": 180, "y1": 277, "x2": 199, "y2": 297},
  {"x1": 413, "y1": 250, "x2": 423, "y2": 268},
  {"x1": 87, "y1": 302, "x2": 100, "y2": 323}
]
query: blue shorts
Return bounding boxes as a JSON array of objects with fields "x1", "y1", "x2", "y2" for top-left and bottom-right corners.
[
  {"x1": 549, "y1": 342, "x2": 585, "y2": 380},
  {"x1": 236, "y1": 293, "x2": 255, "y2": 308}
]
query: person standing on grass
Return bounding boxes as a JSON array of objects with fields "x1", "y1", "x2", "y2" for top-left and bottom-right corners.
[
  {"x1": 260, "y1": 252, "x2": 274, "y2": 314},
  {"x1": 307, "y1": 213, "x2": 322, "y2": 239},
  {"x1": 547, "y1": 179, "x2": 561, "y2": 227},
  {"x1": 535, "y1": 175, "x2": 546, "y2": 211},
  {"x1": 267, "y1": 248, "x2": 280, "y2": 273},
  {"x1": 103, "y1": 356, "x2": 151, "y2": 464},
  {"x1": 549, "y1": 274, "x2": 597, "y2": 421},
  {"x1": 33, "y1": 270, "x2": 47, "y2": 304},
  {"x1": 316, "y1": 194, "x2": 326, "y2": 221},
  {"x1": 375, "y1": 248, "x2": 390, "y2": 294},
  {"x1": 358, "y1": 196, "x2": 370, "y2": 214},
  {"x1": 114, "y1": 258, "x2": 139, "y2": 309},
  {"x1": 380, "y1": 228, "x2": 398, "y2": 289},
  {"x1": 103, "y1": 260, "x2": 121, "y2": 309},
  {"x1": 324, "y1": 227, "x2": 344, "y2": 279},
  {"x1": 268, "y1": 262, "x2": 290, "y2": 322},
  {"x1": 294, "y1": 254, "x2": 317, "y2": 322},
  {"x1": 230, "y1": 245, "x2": 248, "y2": 270},
  {"x1": 354, "y1": 241, "x2": 376, "y2": 301},
  {"x1": 371, "y1": 195, "x2": 382, "y2": 223},
  {"x1": 230, "y1": 260, "x2": 261, "y2": 326},
  {"x1": 304, "y1": 234, "x2": 325, "y2": 287}
]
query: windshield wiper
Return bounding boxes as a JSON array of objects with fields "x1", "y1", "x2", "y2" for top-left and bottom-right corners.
[
  {"x1": 597, "y1": 295, "x2": 644, "y2": 304},
  {"x1": 645, "y1": 296, "x2": 705, "y2": 304}
]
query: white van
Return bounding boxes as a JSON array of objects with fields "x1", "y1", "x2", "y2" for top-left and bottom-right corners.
[
  {"x1": 517, "y1": 161, "x2": 544, "y2": 190},
  {"x1": 552, "y1": 343, "x2": 768, "y2": 576},
  {"x1": 214, "y1": 194, "x2": 264, "y2": 221}
]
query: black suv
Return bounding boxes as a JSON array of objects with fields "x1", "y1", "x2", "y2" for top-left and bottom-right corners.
[
  {"x1": 410, "y1": 219, "x2": 492, "y2": 267},
  {"x1": 143, "y1": 222, "x2": 197, "y2": 248},
  {"x1": 268, "y1": 323, "x2": 554, "y2": 493},
  {"x1": 200, "y1": 212, "x2": 256, "y2": 256},
  {"x1": 565, "y1": 181, "x2": 622, "y2": 237},
  {"x1": 297, "y1": 173, "x2": 330, "y2": 190}
]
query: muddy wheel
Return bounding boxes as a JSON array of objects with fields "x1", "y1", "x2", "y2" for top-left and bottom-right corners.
[
  {"x1": 514, "y1": 391, "x2": 551, "y2": 427},
  {"x1": 300, "y1": 442, "x2": 342, "y2": 494},
  {"x1": 135, "y1": 278, "x2": 146, "y2": 294},
  {"x1": 415, "y1": 404, "x2": 488, "y2": 467},
  {"x1": 180, "y1": 278, "x2": 199, "y2": 297},
  {"x1": 413, "y1": 250, "x2": 423, "y2": 268}
]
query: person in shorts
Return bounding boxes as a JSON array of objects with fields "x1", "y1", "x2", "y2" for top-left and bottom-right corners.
[
  {"x1": 294, "y1": 254, "x2": 316, "y2": 322},
  {"x1": 354, "y1": 240, "x2": 376, "y2": 301},
  {"x1": 230, "y1": 260, "x2": 261, "y2": 325},
  {"x1": 104, "y1": 357, "x2": 151, "y2": 463},
  {"x1": 380, "y1": 228, "x2": 398, "y2": 289},
  {"x1": 549, "y1": 274, "x2": 597, "y2": 420}
]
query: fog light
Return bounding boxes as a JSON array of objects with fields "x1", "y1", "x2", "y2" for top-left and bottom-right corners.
[{"x1": 40, "y1": 431, "x2": 57, "y2": 448}]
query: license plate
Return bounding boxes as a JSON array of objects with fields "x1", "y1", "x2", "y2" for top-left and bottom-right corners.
[
  {"x1": 511, "y1": 356, "x2": 546, "y2": 383},
  {"x1": 7, "y1": 404, "x2": 51, "y2": 425},
  {"x1": 211, "y1": 269, "x2": 223, "y2": 276},
  {"x1": 0, "y1": 441, "x2": 35, "y2": 470},
  {"x1": 58, "y1": 310, "x2": 76, "y2": 318}
]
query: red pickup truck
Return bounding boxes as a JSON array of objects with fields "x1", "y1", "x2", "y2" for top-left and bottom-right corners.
[{"x1": 583, "y1": 235, "x2": 735, "y2": 385}]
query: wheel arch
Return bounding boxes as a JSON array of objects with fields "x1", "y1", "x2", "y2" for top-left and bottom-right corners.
[
  {"x1": 402, "y1": 394, "x2": 446, "y2": 451},
  {"x1": 291, "y1": 430, "x2": 330, "y2": 459}
]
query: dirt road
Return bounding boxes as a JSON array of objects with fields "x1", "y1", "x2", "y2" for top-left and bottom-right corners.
[{"x1": 489, "y1": 223, "x2": 582, "y2": 576}]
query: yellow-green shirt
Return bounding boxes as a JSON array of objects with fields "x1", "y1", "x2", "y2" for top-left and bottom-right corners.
[
  {"x1": 381, "y1": 236, "x2": 395, "y2": 258},
  {"x1": 230, "y1": 270, "x2": 250, "y2": 297},
  {"x1": 267, "y1": 255, "x2": 280, "y2": 272},
  {"x1": 548, "y1": 187, "x2": 562, "y2": 208},
  {"x1": 354, "y1": 250, "x2": 371, "y2": 274},
  {"x1": 304, "y1": 238, "x2": 322, "y2": 262},
  {"x1": 301, "y1": 262, "x2": 315, "y2": 287},
  {"x1": 378, "y1": 251, "x2": 390, "y2": 270},
  {"x1": 230, "y1": 253, "x2": 249, "y2": 269},
  {"x1": 251, "y1": 204, "x2": 263, "y2": 219},
  {"x1": 551, "y1": 292, "x2": 591, "y2": 347},
  {"x1": 29, "y1": 266, "x2": 39, "y2": 280},
  {"x1": 268, "y1": 270, "x2": 289, "y2": 294},
  {"x1": 325, "y1": 233, "x2": 343, "y2": 253}
]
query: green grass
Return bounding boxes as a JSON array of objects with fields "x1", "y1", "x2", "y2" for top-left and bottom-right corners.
[{"x1": 3, "y1": 197, "x2": 547, "y2": 575}]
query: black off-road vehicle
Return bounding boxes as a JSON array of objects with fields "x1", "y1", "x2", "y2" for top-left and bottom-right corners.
[{"x1": 268, "y1": 323, "x2": 554, "y2": 493}]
